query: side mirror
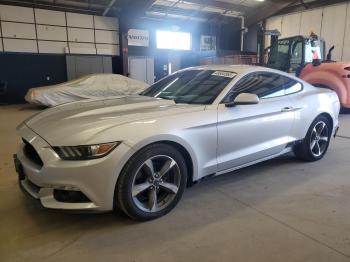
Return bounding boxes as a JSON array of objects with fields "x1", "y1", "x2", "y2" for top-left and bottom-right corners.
[{"x1": 225, "y1": 93, "x2": 260, "y2": 107}]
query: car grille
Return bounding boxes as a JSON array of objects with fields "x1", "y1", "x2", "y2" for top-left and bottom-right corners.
[{"x1": 22, "y1": 139, "x2": 44, "y2": 167}]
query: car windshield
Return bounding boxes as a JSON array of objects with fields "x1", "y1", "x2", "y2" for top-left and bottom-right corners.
[{"x1": 140, "y1": 70, "x2": 236, "y2": 104}]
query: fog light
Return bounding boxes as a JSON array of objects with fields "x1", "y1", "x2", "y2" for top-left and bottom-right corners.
[{"x1": 53, "y1": 189, "x2": 91, "y2": 203}]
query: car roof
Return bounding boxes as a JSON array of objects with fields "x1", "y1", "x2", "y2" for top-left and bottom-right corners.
[
  {"x1": 180, "y1": 64, "x2": 285, "y2": 75},
  {"x1": 177, "y1": 64, "x2": 309, "y2": 87}
]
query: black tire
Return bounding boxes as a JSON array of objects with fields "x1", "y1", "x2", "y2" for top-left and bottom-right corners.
[
  {"x1": 294, "y1": 115, "x2": 332, "y2": 162},
  {"x1": 116, "y1": 143, "x2": 187, "y2": 221}
]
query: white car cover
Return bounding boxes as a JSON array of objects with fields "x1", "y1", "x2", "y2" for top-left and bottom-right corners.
[{"x1": 25, "y1": 74, "x2": 149, "y2": 107}]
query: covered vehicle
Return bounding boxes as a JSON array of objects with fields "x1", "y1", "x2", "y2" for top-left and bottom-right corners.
[{"x1": 25, "y1": 74, "x2": 149, "y2": 107}]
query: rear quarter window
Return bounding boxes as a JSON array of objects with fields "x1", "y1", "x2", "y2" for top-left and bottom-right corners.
[{"x1": 222, "y1": 72, "x2": 303, "y2": 103}]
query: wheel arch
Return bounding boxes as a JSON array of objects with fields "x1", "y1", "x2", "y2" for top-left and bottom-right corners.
[
  {"x1": 301, "y1": 112, "x2": 334, "y2": 139},
  {"x1": 318, "y1": 112, "x2": 334, "y2": 133},
  {"x1": 117, "y1": 137, "x2": 196, "y2": 189},
  {"x1": 294, "y1": 112, "x2": 333, "y2": 162},
  {"x1": 113, "y1": 139, "x2": 196, "y2": 211},
  {"x1": 156, "y1": 141, "x2": 194, "y2": 187}
]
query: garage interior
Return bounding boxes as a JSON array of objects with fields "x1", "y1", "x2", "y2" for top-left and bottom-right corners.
[{"x1": 1, "y1": 0, "x2": 350, "y2": 261}]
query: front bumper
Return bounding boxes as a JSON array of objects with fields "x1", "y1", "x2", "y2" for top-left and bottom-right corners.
[
  {"x1": 15, "y1": 159, "x2": 99, "y2": 210},
  {"x1": 15, "y1": 124, "x2": 134, "y2": 212}
]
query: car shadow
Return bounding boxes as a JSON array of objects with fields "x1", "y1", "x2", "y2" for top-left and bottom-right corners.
[{"x1": 19, "y1": 104, "x2": 47, "y2": 111}]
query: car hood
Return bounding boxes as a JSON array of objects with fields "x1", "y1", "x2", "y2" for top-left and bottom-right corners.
[{"x1": 23, "y1": 95, "x2": 205, "y2": 146}]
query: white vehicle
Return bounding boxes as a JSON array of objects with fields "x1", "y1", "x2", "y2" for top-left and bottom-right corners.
[
  {"x1": 25, "y1": 73, "x2": 149, "y2": 107},
  {"x1": 15, "y1": 65, "x2": 340, "y2": 220}
]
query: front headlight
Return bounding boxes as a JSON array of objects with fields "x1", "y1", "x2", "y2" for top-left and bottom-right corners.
[{"x1": 52, "y1": 142, "x2": 121, "y2": 160}]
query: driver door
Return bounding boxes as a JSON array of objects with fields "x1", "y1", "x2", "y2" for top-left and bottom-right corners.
[{"x1": 217, "y1": 72, "x2": 296, "y2": 172}]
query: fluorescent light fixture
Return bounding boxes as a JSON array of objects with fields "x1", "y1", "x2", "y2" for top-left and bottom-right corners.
[{"x1": 156, "y1": 30, "x2": 192, "y2": 50}]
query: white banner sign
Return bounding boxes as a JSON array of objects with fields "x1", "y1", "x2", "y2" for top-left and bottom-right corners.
[
  {"x1": 200, "y1": 35, "x2": 216, "y2": 51},
  {"x1": 128, "y1": 29, "x2": 150, "y2": 47}
]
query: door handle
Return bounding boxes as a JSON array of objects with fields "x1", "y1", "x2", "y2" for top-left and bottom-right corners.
[{"x1": 281, "y1": 106, "x2": 294, "y2": 112}]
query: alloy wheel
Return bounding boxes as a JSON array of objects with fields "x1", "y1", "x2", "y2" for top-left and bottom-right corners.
[
  {"x1": 310, "y1": 121, "x2": 329, "y2": 157},
  {"x1": 131, "y1": 155, "x2": 181, "y2": 213}
]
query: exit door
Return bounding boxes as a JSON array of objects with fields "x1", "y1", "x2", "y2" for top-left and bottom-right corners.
[{"x1": 128, "y1": 56, "x2": 155, "y2": 85}]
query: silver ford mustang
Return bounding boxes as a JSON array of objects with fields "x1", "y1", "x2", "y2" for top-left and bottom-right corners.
[{"x1": 15, "y1": 65, "x2": 340, "y2": 220}]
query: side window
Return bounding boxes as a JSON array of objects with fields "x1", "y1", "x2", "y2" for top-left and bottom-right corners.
[
  {"x1": 258, "y1": 73, "x2": 286, "y2": 98},
  {"x1": 234, "y1": 72, "x2": 285, "y2": 99},
  {"x1": 223, "y1": 72, "x2": 302, "y2": 103},
  {"x1": 222, "y1": 73, "x2": 256, "y2": 103},
  {"x1": 284, "y1": 78, "x2": 302, "y2": 95}
]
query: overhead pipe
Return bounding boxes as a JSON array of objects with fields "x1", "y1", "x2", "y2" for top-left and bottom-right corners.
[{"x1": 103, "y1": 0, "x2": 118, "y2": 16}]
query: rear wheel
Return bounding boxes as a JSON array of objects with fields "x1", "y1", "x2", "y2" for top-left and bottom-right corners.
[
  {"x1": 294, "y1": 116, "x2": 331, "y2": 161},
  {"x1": 116, "y1": 143, "x2": 187, "y2": 221}
]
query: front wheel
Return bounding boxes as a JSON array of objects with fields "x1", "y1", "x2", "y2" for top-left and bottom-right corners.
[
  {"x1": 116, "y1": 143, "x2": 187, "y2": 221},
  {"x1": 294, "y1": 116, "x2": 332, "y2": 162}
]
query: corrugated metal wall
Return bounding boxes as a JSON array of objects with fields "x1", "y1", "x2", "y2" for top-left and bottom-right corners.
[
  {"x1": 0, "y1": 4, "x2": 120, "y2": 56},
  {"x1": 265, "y1": 2, "x2": 350, "y2": 61}
]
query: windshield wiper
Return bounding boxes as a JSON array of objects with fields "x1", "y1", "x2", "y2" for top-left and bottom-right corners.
[
  {"x1": 158, "y1": 95, "x2": 177, "y2": 102},
  {"x1": 158, "y1": 96, "x2": 192, "y2": 105}
]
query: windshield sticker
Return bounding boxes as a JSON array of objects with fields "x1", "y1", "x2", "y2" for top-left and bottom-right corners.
[{"x1": 212, "y1": 71, "x2": 236, "y2": 78}]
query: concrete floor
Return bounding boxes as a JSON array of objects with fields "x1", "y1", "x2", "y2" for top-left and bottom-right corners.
[{"x1": 1, "y1": 104, "x2": 350, "y2": 262}]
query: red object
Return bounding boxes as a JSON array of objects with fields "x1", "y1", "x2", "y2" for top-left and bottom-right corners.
[
  {"x1": 312, "y1": 50, "x2": 319, "y2": 60},
  {"x1": 300, "y1": 62, "x2": 350, "y2": 108}
]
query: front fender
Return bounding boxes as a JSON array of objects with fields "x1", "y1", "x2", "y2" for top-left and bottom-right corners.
[{"x1": 127, "y1": 134, "x2": 200, "y2": 182}]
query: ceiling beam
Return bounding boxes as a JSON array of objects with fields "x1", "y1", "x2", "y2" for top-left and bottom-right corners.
[
  {"x1": 102, "y1": 0, "x2": 117, "y2": 16},
  {"x1": 184, "y1": 0, "x2": 254, "y2": 13},
  {"x1": 148, "y1": 4, "x2": 242, "y2": 23},
  {"x1": 119, "y1": 0, "x2": 156, "y2": 23},
  {"x1": 165, "y1": 0, "x2": 181, "y2": 16},
  {"x1": 149, "y1": 4, "x2": 206, "y2": 18}
]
